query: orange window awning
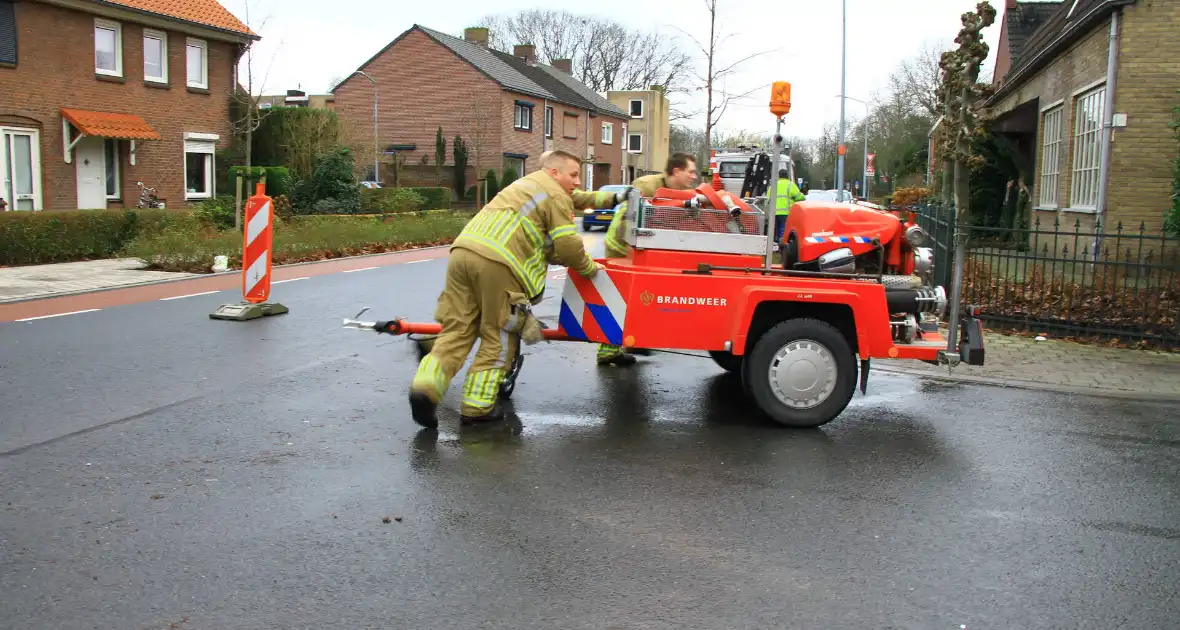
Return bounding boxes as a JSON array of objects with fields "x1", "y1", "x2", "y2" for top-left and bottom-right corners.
[{"x1": 61, "y1": 108, "x2": 162, "y2": 140}]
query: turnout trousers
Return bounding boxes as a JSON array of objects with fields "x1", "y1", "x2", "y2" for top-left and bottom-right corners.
[{"x1": 411, "y1": 247, "x2": 525, "y2": 417}]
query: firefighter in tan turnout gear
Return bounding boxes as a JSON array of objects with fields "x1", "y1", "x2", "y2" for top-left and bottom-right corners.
[
  {"x1": 596, "y1": 152, "x2": 699, "y2": 366},
  {"x1": 409, "y1": 150, "x2": 621, "y2": 428}
]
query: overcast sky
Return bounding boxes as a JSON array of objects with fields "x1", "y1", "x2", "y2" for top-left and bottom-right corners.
[{"x1": 224, "y1": 0, "x2": 1005, "y2": 140}]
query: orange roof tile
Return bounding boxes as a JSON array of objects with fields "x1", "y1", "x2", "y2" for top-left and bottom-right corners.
[
  {"x1": 61, "y1": 108, "x2": 163, "y2": 140},
  {"x1": 100, "y1": 0, "x2": 256, "y2": 37}
]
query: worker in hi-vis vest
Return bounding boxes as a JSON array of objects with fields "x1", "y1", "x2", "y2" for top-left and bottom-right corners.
[{"x1": 773, "y1": 169, "x2": 806, "y2": 243}]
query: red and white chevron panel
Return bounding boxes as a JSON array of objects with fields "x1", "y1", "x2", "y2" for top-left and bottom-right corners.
[{"x1": 241, "y1": 187, "x2": 274, "y2": 304}]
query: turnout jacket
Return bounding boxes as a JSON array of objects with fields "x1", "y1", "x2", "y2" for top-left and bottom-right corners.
[{"x1": 452, "y1": 170, "x2": 606, "y2": 302}]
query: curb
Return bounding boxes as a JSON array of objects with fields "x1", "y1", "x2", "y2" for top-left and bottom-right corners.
[
  {"x1": 0, "y1": 243, "x2": 455, "y2": 306},
  {"x1": 871, "y1": 365, "x2": 1180, "y2": 403}
]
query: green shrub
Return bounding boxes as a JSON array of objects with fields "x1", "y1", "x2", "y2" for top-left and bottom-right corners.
[
  {"x1": 193, "y1": 196, "x2": 236, "y2": 230},
  {"x1": 484, "y1": 169, "x2": 500, "y2": 202},
  {"x1": 291, "y1": 148, "x2": 360, "y2": 213},
  {"x1": 273, "y1": 194, "x2": 294, "y2": 223},
  {"x1": 500, "y1": 168, "x2": 519, "y2": 190},
  {"x1": 407, "y1": 187, "x2": 451, "y2": 209},
  {"x1": 229, "y1": 166, "x2": 292, "y2": 199},
  {"x1": 119, "y1": 218, "x2": 238, "y2": 272},
  {"x1": 359, "y1": 187, "x2": 425, "y2": 214},
  {"x1": 0, "y1": 209, "x2": 193, "y2": 265}
]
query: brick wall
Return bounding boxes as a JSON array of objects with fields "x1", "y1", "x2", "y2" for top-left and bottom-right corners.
[
  {"x1": 0, "y1": 1, "x2": 239, "y2": 210},
  {"x1": 1105, "y1": 0, "x2": 1180, "y2": 233},
  {"x1": 333, "y1": 29, "x2": 503, "y2": 190},
  {"x1": 501, "y1": 93, "x2": 544, "y2": 176},
  {"x1": 997, "y1": 2, "x2": 1180, "y2": 234}
]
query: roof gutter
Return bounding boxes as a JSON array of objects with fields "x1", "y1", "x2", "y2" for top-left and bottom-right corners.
[
  {"x1": 1093, "y1": 7, "x2": 1121, "y2": 258},
  {"x1": 987, "y1": 0, "x2": 1133, "y2": 107}
]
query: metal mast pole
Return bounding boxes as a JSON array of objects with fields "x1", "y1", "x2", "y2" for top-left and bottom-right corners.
[{"x1": 765, "y1": 117, "x2": 784, "y2": 271}]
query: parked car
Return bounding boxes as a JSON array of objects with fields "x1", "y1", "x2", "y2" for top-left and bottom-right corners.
[{"x1": 581, "y1": 184, "x2": 628, "y2": 231}]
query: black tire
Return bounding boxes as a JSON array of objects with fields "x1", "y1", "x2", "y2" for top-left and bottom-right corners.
[
  {"x1": 708, "y1": 350, "x2": 743, "y2": 374},
  {"x1": 744, "y1": 318, "x2": 857, "y2": 428},
  {"x1": 582, "y1": 219, "x2": 593, "y2": 232},
  {"x1": 498, "y1": 353, "x2": 524, "y2": 399}
]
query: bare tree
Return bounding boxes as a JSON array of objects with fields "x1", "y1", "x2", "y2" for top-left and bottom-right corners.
[
  {"x1": 228, "y1": 0, "x2": 281, "y2": 228},
  {"x1": 477, "y1": 10, "x2": 694, "y2": 101},
  {"x1": 461, "y1": 88, "x2": 499, "y2": 203},
  {"x1": 673, "y1": 0, "x2": 776, "y2": 154},
  {"x1": 896, "y1": 41, "x2": 951, "y2": 119}
]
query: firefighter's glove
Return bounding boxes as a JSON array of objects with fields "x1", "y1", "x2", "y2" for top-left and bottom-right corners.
[
  {"x1": 504, "y1": 291, "x2": 547, "y2": 345},
  {"x1": 614, "y1": 186, "x2": 634, "y2": 205}
]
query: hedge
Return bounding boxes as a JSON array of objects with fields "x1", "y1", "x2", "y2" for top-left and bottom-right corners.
[
  {"x1": 228, "y1": 165, "x2": 292, "y2": 199},
  {"x1": 123, "y1": 211, "x2": 475, "y2": 272},
  {"x1": 0, "y1": 209, "x2": 194, "y2": 266},
  {"x1": 406, "y1": 187, "x2": 451, "y2": 209}
]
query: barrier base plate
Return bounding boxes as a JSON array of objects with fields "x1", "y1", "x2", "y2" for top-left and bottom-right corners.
[{"x1": 209, "y1": 301, "x2": 289, "y2": 321}]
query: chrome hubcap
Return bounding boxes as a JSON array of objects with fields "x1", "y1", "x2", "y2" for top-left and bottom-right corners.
[{"x1": 768, "y1": 339, "x2": 836, "y2": 409}]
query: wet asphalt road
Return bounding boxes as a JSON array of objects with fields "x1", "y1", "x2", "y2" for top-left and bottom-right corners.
[{"x1": 2, "y1": 226, "x2": 1180, "y2": 629}]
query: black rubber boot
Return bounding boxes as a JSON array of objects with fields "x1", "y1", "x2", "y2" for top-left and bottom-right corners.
[
  {"x1": 460, "y1": 403, "x2": 504, "y2": 425},
  {"x1": 409, "y1": 391, "x2": 438, "y2": 429},
  {"x1": 598, "y1": 353, "x2": 638, "y2": 367},
  {"x1": 625, "y1": 348, "x2": 653, "y2": 356}
]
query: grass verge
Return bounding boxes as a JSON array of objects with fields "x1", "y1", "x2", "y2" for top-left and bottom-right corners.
[{"x1": 122, "y1": 211, "x2": 473, "y2": 273}]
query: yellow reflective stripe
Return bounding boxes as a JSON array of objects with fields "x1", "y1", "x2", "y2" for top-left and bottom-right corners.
[
  {"x1": 461, "y1": 368, "x2": 504, "y2": 409},
  {"x1": 412, "y1": 354, "x2": 448, "y2": 394},
  {"x1": 549, "y1": 224, "x2": 577, "y2": 240},
  {"x1": 453, "y1": 233, "x2": 545, "y2": 296}
]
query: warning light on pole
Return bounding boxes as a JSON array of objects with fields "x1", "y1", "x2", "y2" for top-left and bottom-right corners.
[
  {"x1": 769, "y1": 82, "x2": 792, "y2": 117},
  {"x1": 838, "y1": 144, "x2": 846, "y2": 156}
]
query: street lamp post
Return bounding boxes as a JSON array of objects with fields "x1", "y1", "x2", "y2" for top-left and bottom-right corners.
[
  {"x1": 836, "y1": 0, "x2": 847, "y2": 197},
  {"x1": 350, "y1": 70, "x2": 378, "y2": 184},
  {"x1": 838, "y1": 95, "x2": 871, "y2": 198}
]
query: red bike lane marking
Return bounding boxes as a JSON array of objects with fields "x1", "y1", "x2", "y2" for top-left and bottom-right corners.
[{"x1": 0, "y1": 247, "x2": 450, "y2": 323}]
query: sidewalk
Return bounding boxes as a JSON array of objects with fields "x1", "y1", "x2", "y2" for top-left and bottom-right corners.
[
  {"x1": 876, "y1": 331, "x2": 1180, "y2": 401},
  {"x1": 0, "y1": 259, "x2": 197, "y2": 303}
]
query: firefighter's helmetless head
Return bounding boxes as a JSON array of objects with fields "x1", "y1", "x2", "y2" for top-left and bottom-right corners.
[
  {"x1": 665, "y1": 153, "x2": 697, "y2": 189},
  {"x1": 542, "y1": 150, "x2": 582, "y2": 195}
]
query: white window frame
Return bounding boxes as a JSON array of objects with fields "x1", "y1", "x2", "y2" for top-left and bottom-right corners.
[
  {"x1": 627, "y1": 133, "x2": 642, "y2": 153},
  {"x1": 544, "y1": 106, "x2": 553, "y2": 138},
  {"x1": 514, "y1": 104, "x2": 532, "y2": 131},
  {"x1": 629, "y1": 99, "x2": 643, "y2": 119},
  {"x1": 143, "y1": 29, "x2": 168, "y2": 84},
  {"x1": 185, "y1": 37, "x2": 208, "y2": 89},
  {"x1": 1068, "y1": 85, "x2": 1105, "y2": 211},
  {"x1": 601, "y1": 122, "x2": 613, "y2": 144},
  {"x1": 94, "y1": 18, "x2": 122, "y2": 77},
  {"x1": 1, "y1": 126, "x2": 44, "y2": 211},
  {"x1": 183, "y1": 133, "x2": 217, "y2": 200},
  {"x1": 104, "y1": 138, "x2": 120, "y2": 200},
  {"x1": 1038, "y1": 105, "x2": 1062, "y2": 209}
]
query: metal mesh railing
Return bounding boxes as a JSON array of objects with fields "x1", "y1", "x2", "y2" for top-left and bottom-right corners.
[{"x1": 638, "y1": 201, "x2": 766, "y2": 236}]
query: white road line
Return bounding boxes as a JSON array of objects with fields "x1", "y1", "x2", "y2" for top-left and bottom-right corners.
[
  {"x1": 16, "y1": 309, "x2": 102, "y2": 321},
  {"x1": 159, "y1": 290, "x2": 221, "y2": 301},
  {"x1": 342, "y1": 266, "x2": 379, "y2": 273},
  {"x1": 406, "y1": 259, "x2": 433, "y2": 264},
  {"x1": 273, "y1": 277, "x2": 309, "y2": 284}
]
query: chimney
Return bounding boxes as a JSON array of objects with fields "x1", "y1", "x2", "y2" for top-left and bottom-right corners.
[
  {"x1": 513, "y1": 44, "x2": 536, "y2": 64},
  {"x1": 463, "y1": 27, "x2": 489, "y2": 47},
  {"x1": 649, "y1": 84, "x2": 665, "y2": 94},
  {"x1": 551, "y1": 58, "x2": 572, "y2": 74}
]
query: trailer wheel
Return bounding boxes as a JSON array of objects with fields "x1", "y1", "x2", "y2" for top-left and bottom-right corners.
[
  {"x1": 746, "y1": 318, "x2": 857, "y2": 428},
  {"x1": 708, "y1": 350, "x2": 743, "y2": 374},
  {"x1": 498, "y1": 353, "x2": 524, "y2": 399}
]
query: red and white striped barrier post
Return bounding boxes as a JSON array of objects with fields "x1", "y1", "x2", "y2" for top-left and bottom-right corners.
[{"x1": 210, "y1": 181, "x2": 289, "y2": 321}]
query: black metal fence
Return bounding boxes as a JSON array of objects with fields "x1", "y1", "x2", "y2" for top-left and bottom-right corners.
[{"x1": 913, "y1": 202, "x2": 1180, "y2": 349}]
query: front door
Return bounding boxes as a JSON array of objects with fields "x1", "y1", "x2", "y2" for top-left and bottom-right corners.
[
  {"x1": 75, "y1": 136, "x2": 106, "y2": 209},
  {"x1": 1, "y1": 127, "x2": 41, "y2": 211}
]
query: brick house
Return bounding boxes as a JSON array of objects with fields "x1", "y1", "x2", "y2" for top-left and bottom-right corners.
[
  {"x1": 332, "y1": 25, "x2": 628, "y2": 194},
  {"x1": 985, "y1": 0, "x2": 1180, "y2": 232},
  {"x1": 0, "y1": 0, "x2": 256, "y2": 211}
]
